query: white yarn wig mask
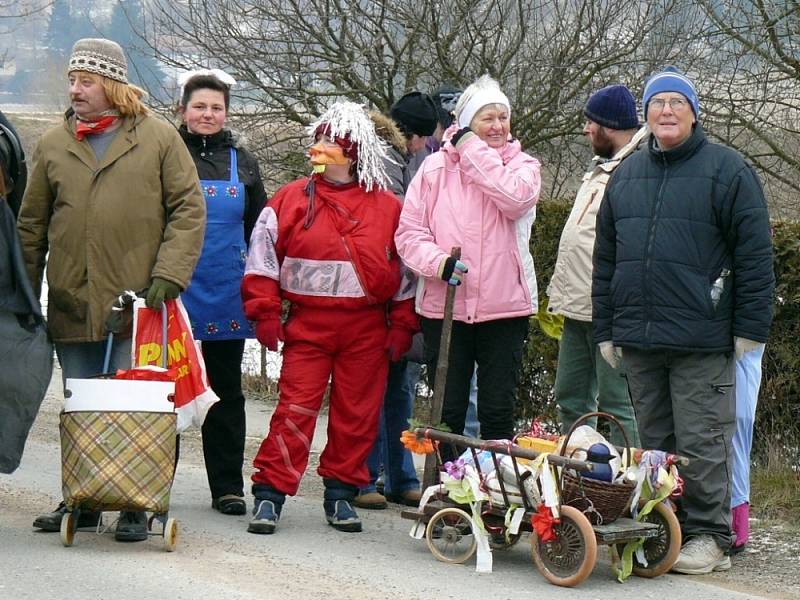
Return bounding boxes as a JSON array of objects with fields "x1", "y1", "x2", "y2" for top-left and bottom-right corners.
[
  {"x1": 454, "y1": 74, "x2": 511, "y2": 129},
  {"x1": 306, "y1": 101, "x2": 391, "y2": 192}
]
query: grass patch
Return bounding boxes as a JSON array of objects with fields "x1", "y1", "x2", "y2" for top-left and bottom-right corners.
[
  {"x1": 242, "y1": 373, "x2": 278, "y2": 402},
  {"x1": 750, "y1": 444, "x2": 800, "y2": 522}
]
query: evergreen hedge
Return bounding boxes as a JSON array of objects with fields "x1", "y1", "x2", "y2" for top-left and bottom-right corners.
[{"x1": 517, "y1": 201, "x2": 800, "y2": 461}]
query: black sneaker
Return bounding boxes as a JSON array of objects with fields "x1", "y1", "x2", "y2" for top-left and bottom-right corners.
[
  {"x1": 33, "y1": 502, "x2": 101, "y2": 532},
  {"x1": 114, "y1": 511, "x2": 148, "y2": 542},
  {"x1": 212, "y1": 494, "x2": 247, "y2": 515}
]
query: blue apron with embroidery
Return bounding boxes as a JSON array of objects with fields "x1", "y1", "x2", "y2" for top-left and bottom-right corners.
[{"x1": 182, "y1": 148, "x2": 254, "y2": 340}]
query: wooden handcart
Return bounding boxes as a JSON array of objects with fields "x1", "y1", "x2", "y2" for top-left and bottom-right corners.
[{"x1": 401, "y1": 425, "x2": 683, "y2": 587}]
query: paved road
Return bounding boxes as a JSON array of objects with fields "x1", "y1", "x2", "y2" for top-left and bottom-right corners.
[{"x1": 0, "y1": 371, "x2": 766, "y2": 600}]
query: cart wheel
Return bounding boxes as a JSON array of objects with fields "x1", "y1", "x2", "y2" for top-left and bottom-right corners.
[
  {"x1": 60, "y1": 511, "x2": 77, "y2": 547},
  {"x1": 531, "y1": 505, "x2": 597, "y2": 587},
  {"x1": 425, "y1": 508, "x2": 477, "y2": 564},
  {"x1": 617, "y1": 500, "x2": 681, "y2": 578},
  {"x1": 163, "y1": 518, "x2": 178, "y2": 552}
]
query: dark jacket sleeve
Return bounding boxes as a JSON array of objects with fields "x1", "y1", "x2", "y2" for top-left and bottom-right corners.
[
  {"x1": 718, "y1": 164, "x2": 774, "y2": 342},
  {"x1": 238, "y1": 147, "x2": 267, "y2": 246},
  {"x1": 592, "y1": 178, "x2": 618, "y2": 344}
]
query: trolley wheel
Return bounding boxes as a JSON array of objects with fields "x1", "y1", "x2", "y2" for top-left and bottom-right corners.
[
  {"x1": 617, "y1": 500, "x2": 682, "y2": 578},
  {"x1": 425, "y1": 508, "x2": 477, "y2": 564},
  {"x1": 531, "y1": 505, "x2": 597, "y2": 587},
  {"x1": 163, "y1": 518, "x2": 178, "y2": 552},
  {"x1": 60, "y1": 511, "x2": 77, "y2": 547}
]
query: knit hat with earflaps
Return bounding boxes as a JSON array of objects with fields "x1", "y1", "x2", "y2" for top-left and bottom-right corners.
[
  {"x1": 307, "y1": 102, "x2": 391, "y2": 192},
  {"x1": 68, "y1": 38, "x2": 128, "y2": 84}
]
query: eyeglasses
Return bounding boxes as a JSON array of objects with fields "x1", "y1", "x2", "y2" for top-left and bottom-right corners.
[{"x1": 649, "y1": 97, "x2": 688, "y2": 112}]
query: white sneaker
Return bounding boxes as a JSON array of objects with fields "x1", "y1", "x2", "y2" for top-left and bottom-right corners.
[{"x1": 671, "y1": 535, "x2": 732, "y2": 574}]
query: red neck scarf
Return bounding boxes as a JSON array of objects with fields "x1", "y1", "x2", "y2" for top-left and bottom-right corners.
[{"x1": 75, "y1": 115, "x2": 120, "y2": 141}]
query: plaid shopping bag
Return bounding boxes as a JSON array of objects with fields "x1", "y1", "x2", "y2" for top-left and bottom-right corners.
[{"x1": 60, "y1": 411, "x2": 176, "y2": 513}]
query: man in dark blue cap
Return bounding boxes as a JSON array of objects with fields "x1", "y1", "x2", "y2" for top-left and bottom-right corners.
[
  {"x1": 547, "y1": 84, "x2": 646, "y2": 446},
  {"x1": 593, "y1": 67, "x2": 774, "y2": 574}
]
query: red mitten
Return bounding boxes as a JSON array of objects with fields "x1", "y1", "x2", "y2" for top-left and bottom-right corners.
[
  {"x1": 384, "y1": 327, "x2": 413, "y2": 362},
  {"x1": 256, "y1": 317, "x2": 284, "y2": 351}
]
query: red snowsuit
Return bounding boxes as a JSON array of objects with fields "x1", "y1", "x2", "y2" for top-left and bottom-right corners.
[{"x1": 242, "y1": 175, "x2": 418, "y2": 495}]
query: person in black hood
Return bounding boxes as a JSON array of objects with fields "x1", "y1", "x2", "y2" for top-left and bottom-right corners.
[
  {"x1": 593, "y1": 67, "x2": 773, "y2": 575},
  {"x1": 0, "y1": 111, "x2": 26, "y2": 219},
  {"x1": 177, "y1": 70, "x2": 267, "y2": 517}
]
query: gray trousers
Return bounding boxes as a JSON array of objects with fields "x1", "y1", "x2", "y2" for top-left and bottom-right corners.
[{"x1": 623, "y1": 348, "x2": 735, "y2": 549}]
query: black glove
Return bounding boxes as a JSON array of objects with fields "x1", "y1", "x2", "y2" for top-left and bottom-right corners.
[
  {"x1": 145, "y1": 277, "x2": 181, "y2": 310},
  {"x1": 438, "y1": 257, "x2": 469, "y2": 286},
  {"x1": 451, "y1": 126, "x2": 473, "y2": 147}
]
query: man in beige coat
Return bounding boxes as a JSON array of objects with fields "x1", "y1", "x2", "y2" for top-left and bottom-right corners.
[
  {"x1": 546, "y1": 85, "x2": 646, "y2": 445},
  {"x1": 17, "y1": 38, "x2": 205, "y2": 541}
]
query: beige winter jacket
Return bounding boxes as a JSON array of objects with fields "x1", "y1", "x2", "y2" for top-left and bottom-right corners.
[
  {"x1": 17, "y1": 111, "x2": 205, "y2": 342},
  {"x1": 546, "y1": 127, "x2": 649, "y2": 321}
]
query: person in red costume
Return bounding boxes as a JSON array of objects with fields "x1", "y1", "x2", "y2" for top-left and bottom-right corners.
[{"x1": 241, "y1": 101, "x2": 419, "y2": 534}]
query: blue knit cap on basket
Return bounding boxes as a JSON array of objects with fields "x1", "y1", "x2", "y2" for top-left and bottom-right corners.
[
  {"x1": 642, "y1": 66, "x2": 700, "y2": 118},
  {"x1": 583, "y1": 85, "x2": 639, "y2": 130}
]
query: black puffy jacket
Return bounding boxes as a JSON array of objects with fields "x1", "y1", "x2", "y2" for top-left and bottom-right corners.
[
  {"x1": 592, "y1": 125, "x2": 773, "y2": 353},
  {"x1": 179, "y1": 126, "x2": 267, "y2": 245}
]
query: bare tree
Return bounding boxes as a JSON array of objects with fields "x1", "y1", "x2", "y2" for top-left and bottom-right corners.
[
  {"x1": 696, "y1": 0, "x2": 800, "y2": 217},
  {"x1": 143, "y1": 0, "x2": 693, "y2": 194},
  {"x1": 0, "y1": 1, "x2": 52, "y2": 68}
]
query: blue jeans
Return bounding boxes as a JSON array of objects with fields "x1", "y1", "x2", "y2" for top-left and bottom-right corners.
[
  {"x1": 731, "y1": 345, "x2": 764, "y2": 507},
  {"x1": 463, "y1": 370, "x2": 480, "y2": 438},
  {"x1": 55, "y1": 337, "x2": 132, "y2": 389},
  {"x1": 361, "y1": 361, "x2": 420, "y2": 495}
]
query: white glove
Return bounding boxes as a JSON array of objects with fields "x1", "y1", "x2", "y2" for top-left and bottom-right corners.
[
  {"x1": 598, "y1": 341, "x2": 622, "y2": 370},
  {"x1": 734, "y1": 337, "x2": 763, "y2": 360}
]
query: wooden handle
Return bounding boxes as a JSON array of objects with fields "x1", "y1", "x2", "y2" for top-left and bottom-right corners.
[{"x1": 422, "y1": 246, "x2": 461, "y2": 489}]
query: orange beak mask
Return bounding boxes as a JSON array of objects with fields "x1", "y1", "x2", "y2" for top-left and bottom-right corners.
[{"x1": 309, "y1": 142, "x2": 350, "y2": 169}]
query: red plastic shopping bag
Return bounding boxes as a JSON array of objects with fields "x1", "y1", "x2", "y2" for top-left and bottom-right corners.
[{"x1": 132, "y1": 297, "x2": 219, "y2": 432}]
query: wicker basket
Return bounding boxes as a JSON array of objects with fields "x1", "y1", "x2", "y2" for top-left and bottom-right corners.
[{"x1": 559, "y1": 412, "x2": 635, "y2": 525}]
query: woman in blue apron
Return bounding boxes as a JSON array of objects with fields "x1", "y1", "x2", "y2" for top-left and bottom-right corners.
[{"x1": 178, "y1": 70, "x2": 267, "y2": 515}]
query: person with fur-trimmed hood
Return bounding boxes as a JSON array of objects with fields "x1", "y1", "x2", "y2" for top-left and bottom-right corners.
[{"x1": 241, "y1": 101, "x2": 419, "y2": 535}]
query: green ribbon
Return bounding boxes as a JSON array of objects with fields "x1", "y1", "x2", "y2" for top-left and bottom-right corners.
[{"x1": 614, "y1": 468, "x2": 677, "y2": 582}]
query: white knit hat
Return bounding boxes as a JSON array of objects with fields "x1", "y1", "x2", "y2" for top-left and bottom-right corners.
[
  {"x1": 68, "y1": 38, "x2": 128, "y2": 84},
  {"x1": 455, "y1": 74, "x2": 510, "y2": 128},
  {"x1": 307, "y1": 102, "x2": 391, "y2": 192}
]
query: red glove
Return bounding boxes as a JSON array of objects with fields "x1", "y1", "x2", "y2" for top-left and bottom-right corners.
[
  {"x1": 384, "y1": 327, "x2": 413, "y2": 362},
  {"x1": 256, "y1": 317, "x2": 284, "y2": 351}
]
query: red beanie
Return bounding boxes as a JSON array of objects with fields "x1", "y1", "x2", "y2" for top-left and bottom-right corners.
[{"x1": 314, "y1": 123, "x2": 359, "y2": 164}]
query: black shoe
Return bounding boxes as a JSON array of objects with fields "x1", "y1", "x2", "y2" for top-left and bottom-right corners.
[
  {"x1": 212, "y1": 494, "x2": 247, "y2": 515},
  {"x1": 33, "y1": 502, "x2": 101, "y2": 532},
  {"x1": 114, "y1": 511, "x2": 148, "y2": 542}
]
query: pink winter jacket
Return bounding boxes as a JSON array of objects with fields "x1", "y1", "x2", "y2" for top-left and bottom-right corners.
[{"x1": 395, "y1": 134, "x2": 541, "y2": 324}]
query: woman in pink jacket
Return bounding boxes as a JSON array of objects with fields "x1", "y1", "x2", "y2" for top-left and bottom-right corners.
[{"x1": 395, "y1": 74, "x2": 541, "y2": 447}]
